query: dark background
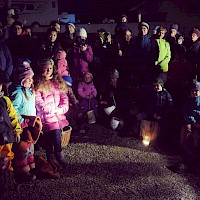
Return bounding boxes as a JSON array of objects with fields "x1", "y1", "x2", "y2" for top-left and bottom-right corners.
[{"x1": 58, "y1": 0, "x2": 200, "y2": 23}]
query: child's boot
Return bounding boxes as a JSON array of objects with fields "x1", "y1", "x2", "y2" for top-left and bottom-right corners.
[
  {"x1": 55, "y1": 152, "x2": 68, "y2": 169},
  {"x1": 46, "y1": 154, "x2": 61, "y2": 171}
]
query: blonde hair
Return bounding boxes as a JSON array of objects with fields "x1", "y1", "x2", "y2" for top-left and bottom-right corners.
[{"x1": 34, "y1": 58, "x2": 68, "y2": 93}]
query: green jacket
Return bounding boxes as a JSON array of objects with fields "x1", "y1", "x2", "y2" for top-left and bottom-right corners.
[{"x1": 155, "y1": 39, "x2": 171, "y2": 72}]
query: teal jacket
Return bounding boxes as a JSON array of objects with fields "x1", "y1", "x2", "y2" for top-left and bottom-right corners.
[
  {"x1": 10, "y1": 86, "x2": 36, "y2": 124},
  {"x1": 155, "y1": 39, "x2": 171, "y2": 72}
]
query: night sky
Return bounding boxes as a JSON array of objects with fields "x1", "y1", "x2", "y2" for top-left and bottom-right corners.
[{"x1": 57, "y1": 0, "x2": 200, "y2": 23}]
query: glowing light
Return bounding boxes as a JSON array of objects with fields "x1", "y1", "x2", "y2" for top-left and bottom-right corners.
[{"x1": 142, "y1": 135, "x2": 150, "y2": 146}]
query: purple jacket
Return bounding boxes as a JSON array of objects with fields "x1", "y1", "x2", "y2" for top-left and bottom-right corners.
[
  {"x1": 77, "y1": 81, "x2": 97, "y2": 99},
  {"x1": 35, "y1": 81, "x2": 69, "y2": 132},
  {"x1": 70, "y1": 45, "x2": 93, "y2": 81}
]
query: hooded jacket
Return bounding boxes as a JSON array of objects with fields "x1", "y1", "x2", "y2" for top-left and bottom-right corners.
[{"x1": 35, "y1": 81, "x2": 69, "y2": 132}]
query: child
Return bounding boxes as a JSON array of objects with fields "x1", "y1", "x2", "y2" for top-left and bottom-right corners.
[
  {"x1": 63, "y1": 75, "x2": 80, "y2": 133},
  {"x1": 77, "y1": 72, "x2": 98, "y2": 124},
  {"x1": 34, "y1": 58, "x2": 69, "y2": 170},
  {"x1": 10, "y1": 59, "x2": 42, "y2": 181},
  {"x1": 0, "y1": 72, "x2": 22, "y2": 194},
  {"x1": 168, "y1": 81, "x2": 200, "y2": 174},
  {"x1": 55, "y1": 50, "x2": 69, "y2": 77},
  {"x1": 140, "y1": 78, "x2": 173, "y2": 147}
]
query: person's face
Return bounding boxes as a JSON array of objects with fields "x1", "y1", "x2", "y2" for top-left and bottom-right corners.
[
  {"x1": 49, "y1": 31, "x2": 57, "y2": 42},
  {"x1": 42, "y1": 64, "x2": 53, "y2": 80},
  {"x1": 14, "y1": 25, "x2": 22, "y2": 35},
  {"x1": 158, "y1": 30, "x2": 166, "y2": 39},
  {"x1": 67, "y1": 25, "x2": 75, "y2": 34},
  {"x1": 110, "y1": 77, "x2": 118, "y2": 85},
  {"x1": 53, "y1": 23, "x2": 60, "y2": 33},
  {"x1": 191, "y1": 89, "x2": 200, "y2": 97},
  {"x1": 121, "y1": 17, "x2": 127, "y2": 23},
  {"x1": 153, "y1": 30, "x2": 157, "y2": 35},
  {"x1": 23, "y1": 76, "x2": 33, "y2": 88},
  {"x1": 141, "y1": 26, "x2": 148, "y2": 36},
  {"x1": 83, "y1": 74, "x2": 92, "y2": 83},
  {"x1": 153, "y1": 83, "x2": 163, "y2": 92},
  {"x1": 178, "y1": 37, "x2": 184, "y2": 44},
  {"x1": 171, "y1": 29, "x2": 177, "y2": 37},
  {"x1": 192, "y1": 33, "x2": 198, "y2": 42},
  {"x1": 7, "y1": 16, "x2": 15, "y2": 25},
  {"x1": 125, "y1": 30, "x2": 132, "y2": 42}
]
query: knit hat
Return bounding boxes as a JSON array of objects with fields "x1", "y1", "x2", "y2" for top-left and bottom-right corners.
[
  {"x1": 7, "y1": 8, "x2": 15, "y2": 16},
  {"x1": 63, "y1": 75, "x2": 73, "y2": 86},
  {"x1": 190, "y1": 81, "x2": 200, "y2": 91},
  {"x1": 154, "y1": 25, "x2": 160, "y2": 31},
  {"x1": 16, "y1": 59, "x2": 34, "y2": 86},
  {"x1": 170, "y1": 24, "x2": 179, "y2": 31},
  {"x1": 67, "y1": 22, "x2": 75, "y2": 30},
  {"x1": 121, "y1": 14, "x2": 127, "y2": 19},
  {"x1": 77, "y1": 28, "x2": 87, "y2": 38},
  {"x1": 192, "y1": 28, "x2": 200, "y2": 38},
  {"x1": 139, "y1": 22, "x2": 149, "y2": 30},
  {"x1": 110, "y1": 69, "x2": 119, "y2": 79}
]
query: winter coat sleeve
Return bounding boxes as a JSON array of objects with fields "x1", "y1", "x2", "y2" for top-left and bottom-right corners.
[
  {"x1": 3, "y1": 96, "x2": 22, "y2": 136},
  {"x1": 10, "y1": 90, "x2": 24, "y2": 124},
  {"x1": 57, "y1": 92, "x2": 69, "y2": 114},
  {"x1": 82, "y1": 45, "x2": 93, "y2": 63},
  {"x1": 35, "y1": 90, "x2": 54, "y2": 114}
]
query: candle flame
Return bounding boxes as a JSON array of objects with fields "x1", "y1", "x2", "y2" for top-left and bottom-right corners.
[{"x1": 142, "y1": 135, "x2": 150, "y2": 146}]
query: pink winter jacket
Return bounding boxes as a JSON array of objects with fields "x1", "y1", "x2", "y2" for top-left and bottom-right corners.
[
  {"x1": 77, "y1": 81, "x2": 97, "y2": 99},
  {"x1": 57, "y1": 58, "x2": 69, "y2": 76},
  {"x1": 70, "y1": 45, "x2": 93, "y2": 80},
  {"x1": 35, "y1": 81, "x2": 69, "y2": 132}
]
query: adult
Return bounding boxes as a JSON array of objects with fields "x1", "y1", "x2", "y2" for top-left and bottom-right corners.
[
  {"x1": 186, "y1": 28, "x2": 200, "y2": 81},
  {"x1": 134, "y1": 22, "x2": 153, "y2": 86},
  {"x1": 153, "y1": 26, "x2": 171, "y2": 83}
]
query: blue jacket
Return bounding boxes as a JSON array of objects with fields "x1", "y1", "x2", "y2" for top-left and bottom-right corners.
[
  {"x1": 10, "y1": 86, "x2": 36, "y2": 124},
  {"x1": 182, "y1": 96, "x2": 200, "y2": 124}
]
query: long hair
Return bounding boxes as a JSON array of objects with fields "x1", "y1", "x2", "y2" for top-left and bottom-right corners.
[
  {"x1": 34, "y1": 58, "x2": 67, "y2": 93},
  {"x1": 22, "y1": 83, "x2": 35, "y2": 100}
]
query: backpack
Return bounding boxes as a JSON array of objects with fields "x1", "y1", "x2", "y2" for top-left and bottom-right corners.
[{"x1": 0, "y1": 97, "x2": 15, "y2": 145}]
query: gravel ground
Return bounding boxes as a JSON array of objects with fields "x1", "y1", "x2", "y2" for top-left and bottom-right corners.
[{"x1": 5, "y1": 124, "x2": 200, "y2": 200}]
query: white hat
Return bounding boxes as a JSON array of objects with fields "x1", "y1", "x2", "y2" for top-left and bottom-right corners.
[
  {"x1": 7, "y1": 9, "x2": 15, "y2": 16},
  {"x1": 77, "y1": 28, "x2": 87, "y2": 38}
]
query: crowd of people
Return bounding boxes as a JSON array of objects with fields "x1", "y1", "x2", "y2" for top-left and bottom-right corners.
[{"x1": 0, "y1": 9, "x2": 200, "y2": 193}]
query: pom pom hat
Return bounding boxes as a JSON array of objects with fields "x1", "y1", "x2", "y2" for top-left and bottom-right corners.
[
  {"x1": 139, "y1": 22, "x2": 150, "y2": 30},
  {"x1": 67, "y1": 22, "x2": 75, "y2": 30},
  {"x1": 77, "y1": 28, "x2": 87, "y2": 38},
  {"x1": 16, "y1": 59, "x2": 34, "y2": 86}
]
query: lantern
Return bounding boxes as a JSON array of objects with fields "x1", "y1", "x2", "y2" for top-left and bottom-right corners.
[{"x1": 140, "y1": 120, "x2": 159, "y2": 146}]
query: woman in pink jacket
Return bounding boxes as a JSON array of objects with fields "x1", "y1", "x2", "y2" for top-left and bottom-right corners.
[
  {"x1": 70, "y1": 28, "x2": 93, "y2": 83},
  {"x1": 34, "y1": 58, "x2": 69, "y2": 170}
]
